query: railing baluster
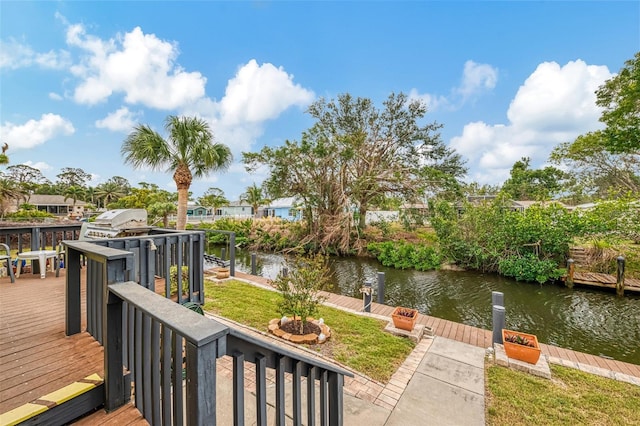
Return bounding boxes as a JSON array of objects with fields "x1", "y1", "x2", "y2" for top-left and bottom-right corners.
[
  {"x1": 142, "y1": 314, "x2": 152, "y2": 421},
  {"x1": 293, "y1": 360, "x2": 302, "y2": 425},
  {"x1": 127, "y1": 304, "x2": 134, "y2": 378},
  {"x1": 328, "y1": 372, "x2": 344, "y2": 426},
  {"x1": 134, "y1": 309, "x2": 143, "y2": 413},
  {"x1": 151, "y1": 319, "x2": 161, "y2": 425},
  {"x1": 276, "y1": 356, "x2": 286, "y2": 426},
  {"x1": 307, "y1": 365, "x2": 317, "y2": 426},
  {"x1": 320, "y1": 370, "x2": 328, "y2": 426},
  {"x1": 161, "y1": 326, "x2": 173, "y2": 425},
  {"x1": 173, "y1": 333, "x2": 184, "y2": 426},
  {"x1": 255, "y1": 354, "x2": 267, "y2": 426},
  {"x1": 233, "y1": 351, "x2": 245, "y2": 425}
]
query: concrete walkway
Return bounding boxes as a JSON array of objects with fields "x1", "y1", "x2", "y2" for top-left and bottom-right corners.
[{"x1": 341, "y1": 336, "x2": 485, "y2": 426}]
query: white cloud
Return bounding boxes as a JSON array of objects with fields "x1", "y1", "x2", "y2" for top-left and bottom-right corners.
[
  {"x1": 0, "y1": 39, "x2": 71, "y2": 70},
  {"x1": 409, "y1": 60, "x2": 498, "y2": 111},
  {"x1": 0, "y1": 113, "x2": 75, "y2": 150},
  {"x1": 95, "y1": 107, "x2": 142, "y2": 132},
  {"x1": 23, "y1": 161, "x2": 52, "y2": 172},
  {"x1": 48, "y1": 92, "x2": 63, "y2": 101},
  {"x1": 180, "y1": 59, "x2": 315, "y2": 157},
  {"x1": 456, "y1": 60, "x2": 498, "y2": 100},
  {"x1": 450, "y1": 59, "x2": 613, "y2": 185},
  {"x1": 66, "y1": 23, "x2": 206, "y2": 109},
  {"x1": 219, "y1": 59, "x2": 315, "y2": 125}
]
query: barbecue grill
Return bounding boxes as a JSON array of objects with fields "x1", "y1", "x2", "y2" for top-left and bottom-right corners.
[{"x1": 83, "y1": 209, "x2": 152, "y2": 240}]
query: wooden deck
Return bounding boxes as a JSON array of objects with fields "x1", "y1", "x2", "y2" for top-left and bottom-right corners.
[
  {"x1": 0, "y1": 269, "x2": 146, "y2": 425},
  {"x1": 568, "y1": 271, "x2": 640, "y2": 293},
  {"x1": 236, "y1": 271, "x2": 640, "y2": 380}
]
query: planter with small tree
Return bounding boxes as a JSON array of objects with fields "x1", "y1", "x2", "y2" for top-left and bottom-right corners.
[
  {"x1": 268, "y1": 253, "x2": 332, "y2": 344},
  {"x1": 501, "y1": 329, "x2": 541, "y2": 364}
]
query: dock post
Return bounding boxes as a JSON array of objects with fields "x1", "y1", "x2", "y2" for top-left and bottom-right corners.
[
  {"x1": 616, "y1": 256, "x2": 625, "y2": 297},
  {"x1": 363, "y1": 280, "x2": 372, "y2": 313},
  {"x1": 566, "y1": 259, "x2": 575, "y2": 289},
  {"x1": 491, "y1": 291, "x2": 504, "y2": 307},
  {"x1": 251, "y1": 253, "x2": 257, "y2": 275},
  {"x1": 492, "y1": 305, "x2": 506, "y2": 345},
  {"x1": 377, "y1": 272, "x2": 385, "y2": 304}
]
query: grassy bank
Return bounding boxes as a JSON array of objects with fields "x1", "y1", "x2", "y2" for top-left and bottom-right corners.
[
  {"x1": 486, "y1": 364, "x2": 640, "y2": 425},
  {"x1": 202, "y1": 279, "x2": 415, "y2": 382}
]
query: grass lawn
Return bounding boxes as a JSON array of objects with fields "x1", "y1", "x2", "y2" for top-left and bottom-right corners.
[
  {"x1": 486, "y1": 363, "x2": 640, "y2": 425},
  {"x1": 202, "y1": 279, "x2": 415, "y2": 382}
]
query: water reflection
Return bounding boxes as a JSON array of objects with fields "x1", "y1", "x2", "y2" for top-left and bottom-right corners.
[{"x1": 207, "y1": 247, "x2": 640, "y2": 365}]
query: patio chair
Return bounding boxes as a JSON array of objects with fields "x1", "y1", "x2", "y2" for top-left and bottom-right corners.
[
  {"x1": 56, "y1": 241, "x2": 65, "y2": 277},
  {"x1": 0, "y1": 243, "x2": 16, "y2": 283}
]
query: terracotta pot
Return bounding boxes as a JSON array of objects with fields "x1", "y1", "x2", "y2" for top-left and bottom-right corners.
[
  {"x1": 502, "y1": 329, "x2": 541, "y2": 364},
  {"x1": 391, "y1": 307, "x2": 418, "y2": 331}
]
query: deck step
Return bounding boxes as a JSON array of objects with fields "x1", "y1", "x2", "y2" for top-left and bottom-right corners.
[{"x1": 0, "y1": 374, "x2": 104, "y2": 426}]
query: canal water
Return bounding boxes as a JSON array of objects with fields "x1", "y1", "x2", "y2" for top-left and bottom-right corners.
[{"x1": 209, "y1": 247, "x2": 640, "y2": 366}]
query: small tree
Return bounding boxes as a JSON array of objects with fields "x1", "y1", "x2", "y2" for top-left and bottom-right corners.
[{"x1": 272, "y1": 253, "x2": 331, "y2": 335}]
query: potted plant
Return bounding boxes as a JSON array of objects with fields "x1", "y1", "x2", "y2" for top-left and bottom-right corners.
[
  {"x1": 391, "y1": 307, "x2": 418, "y2": 331},
  {"x1": 501, "y1": 329, "x2": 541, "y2": 364}
]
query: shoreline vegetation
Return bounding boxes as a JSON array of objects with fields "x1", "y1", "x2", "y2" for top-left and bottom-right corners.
[{"x1": 194, "y1": 197, "x2": 640, "y2": 285}]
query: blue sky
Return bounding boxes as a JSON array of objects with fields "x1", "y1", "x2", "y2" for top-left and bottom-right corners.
[{"x1": 1, "y1": 1, "x2": 638, "y2": 201}]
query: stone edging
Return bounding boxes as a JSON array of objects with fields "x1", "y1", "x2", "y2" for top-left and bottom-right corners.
[{"x1": 547, "y1": 356, "x2": 640, "y2": 387}]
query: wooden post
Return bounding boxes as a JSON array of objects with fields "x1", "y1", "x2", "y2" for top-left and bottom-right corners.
[
  {"x1": 105, "y1": 291, "x2": 125, "y2": 412},
  {"x1": 566, "y1": 259, "x2": 575, "y2": 289},
  {"x1": 616, "y1": 256, "x2": 625, "y2": 297}
]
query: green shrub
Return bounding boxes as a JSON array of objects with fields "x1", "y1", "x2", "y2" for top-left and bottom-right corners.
[
  {"x1": 170, "y1": 265, "x2": 189, "y2": 295},
  {"x1": 367, "y1": 241, "x2": 441, "y2": 271},
  {"x1": 498, "y1": 253, "x2": 564, "y2": 284}
]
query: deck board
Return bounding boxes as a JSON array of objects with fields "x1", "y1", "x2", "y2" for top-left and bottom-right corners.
[{"x1": 0, "y1": 270, "x2": 121, "y2": 423}]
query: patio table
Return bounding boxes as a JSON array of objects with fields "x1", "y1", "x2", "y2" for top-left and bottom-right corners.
[{"x1": 16, "y1": 250, "x2": 58, "y2": 279}]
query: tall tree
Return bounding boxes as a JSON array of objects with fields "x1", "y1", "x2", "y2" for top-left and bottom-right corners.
[
  {"x1": 4, "y1": 164, "x2": 50, "y2": 203},
  {"x1": 245, "y1": 92, "x2": 466, "y2": 252},
  {"x1": 197, "y1": 187, "x2": 228, "y2": 217},
  {"x1": 56, "y1": 167, "x2": 91, "y2": 188},
  {"x1": 501, "y1": 157, "x2": 567, "y2": 201},
  {"x1": 239, "y1": 184, "x2": 269, "y2": 218},
  {"x1": 595, "y1": 51, "x2": 640, "y2": 154},
  {"x1": 122, "y1": 115, "x2": 232, "y2": 230},
  {"x1": 550, "y1": 133, "x2": 640, "y2": 198}
]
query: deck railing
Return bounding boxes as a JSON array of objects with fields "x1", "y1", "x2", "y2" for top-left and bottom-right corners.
[
  {"x1": 65, "y1": 229, "x2": 205, "y2": 343},
  {"x1": 89, "y1": 228, "x2": 206, "y2": 304},
  {"x1": 67, "y1": 235, "x2": 351, "y2": 424},
  {"x1": 0, "y1": 223, "x2": 82, "y2": 275}
]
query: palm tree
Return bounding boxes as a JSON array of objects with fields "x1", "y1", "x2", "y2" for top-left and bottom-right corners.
[
  {"x1": 148, "y1": 201, "x2": 177, "y2": 228},
  {"x1": 122, "y1": 116, "x2": 232, "y2": 230},
  {"x1": 198, "y1": 187, "x2": 229, "y2": 217},
  {"x1": 64, "y1": 185, "x2": 86, "y2": 218},
  {"x1": 240, "y1": 183, "x2": 270, "y2": 218},
  {"x1": 0, "y1": 142, "x2": 9, "y2": 165},
  {"x1": 0, "y1": 178, "x2": 22, "y2": 218},
  {"x1": 95, "y1": 182, "x2": 126, "y2": 209}
]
